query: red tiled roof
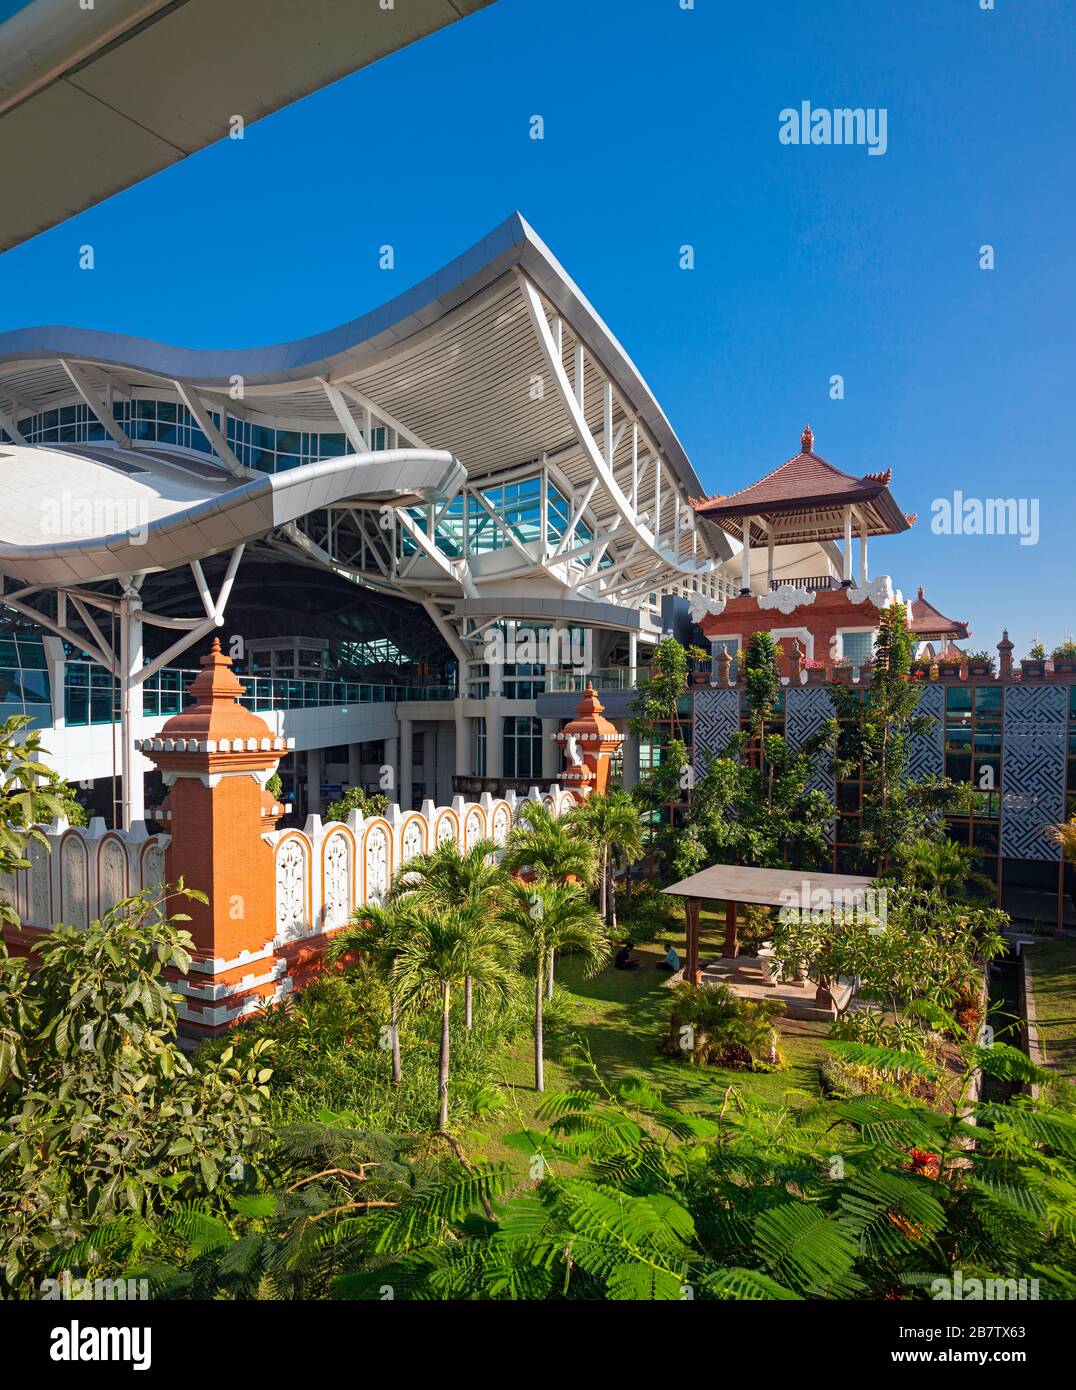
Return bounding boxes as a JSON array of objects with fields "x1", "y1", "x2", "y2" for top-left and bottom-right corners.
[
  {"x1": 693, "y1": 425, "x2": 912, "y2": 540},
  {"x1": 908, "y1": 586, "x2": 970, "y2": 640}
]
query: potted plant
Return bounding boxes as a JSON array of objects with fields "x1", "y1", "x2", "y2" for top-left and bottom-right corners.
[
  {"x1": 965, "y1": 649, "x2": 996, "y2": 678},
  {"x1": 685, "y1": 643, "x2": 711, "y2": 685},
  {"x1": 938, "y1": 653, "x2": 963, "y2": 679},
  {"x1": 1022, "y1": 645, "x2": 1047, "y2": 678},
  {"x1": 1051, "y1": 640, "x2": 1076, "y2": 675}
]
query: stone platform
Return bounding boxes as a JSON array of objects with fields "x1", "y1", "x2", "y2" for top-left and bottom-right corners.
[{"x1": 692, "y1": 951, "x2": 854, "y2": 1021}]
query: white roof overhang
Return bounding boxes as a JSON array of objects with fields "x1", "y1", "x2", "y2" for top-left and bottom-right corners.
[
  {"x1": 0, "y1": 0, "x2": 495, "y2": 253},
  {"x1": 0, "y1": 442, "x2": 463, "y2": 585}
]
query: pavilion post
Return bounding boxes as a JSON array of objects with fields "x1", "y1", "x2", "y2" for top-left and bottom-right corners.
[
  {"x1": 684, "y1": 896, "x2": 701, "y2": 985},
  {"x1": 723, "y1": 899, "x2": 739, "y2": 958}
]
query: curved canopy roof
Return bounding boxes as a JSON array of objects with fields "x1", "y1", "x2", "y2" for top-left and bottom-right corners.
[
  {"x1": 0, "y1": 442, "x2": 463, "y2": 585},
  {"x1": 0, "y1": 213, "x2": 705, "y2": 501},
  {"x1": 0, "y1": 0, "x2": 495, "y2": 253}
]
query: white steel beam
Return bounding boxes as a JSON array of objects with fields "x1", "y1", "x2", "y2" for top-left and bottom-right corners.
[{"x1": 60, "y1": 359, "x2": 130, "y2": 447}]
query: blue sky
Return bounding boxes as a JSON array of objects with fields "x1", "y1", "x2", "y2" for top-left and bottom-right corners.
[{"x1": 1, "y1": 0, "x2": 1072, "y2": 655}]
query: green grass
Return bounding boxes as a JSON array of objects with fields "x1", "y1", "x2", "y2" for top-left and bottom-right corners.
[
  {"x1": 1026, "y1": 937, "x2": 1076, "y2": 1080},
  {"x1": 471, "y1": 922, "x2": 835, "y2": 1173}
]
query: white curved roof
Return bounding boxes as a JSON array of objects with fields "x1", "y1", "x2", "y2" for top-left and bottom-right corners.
[
  {"x1": 0, "y1": 442, "x2": 463, "y2": 585},
  {"x1": 0, "y1": 0, "x2": 495, "y2": 253},
  {"x1": 0, "y1": 213, "x2": 705, "y2": 499}
]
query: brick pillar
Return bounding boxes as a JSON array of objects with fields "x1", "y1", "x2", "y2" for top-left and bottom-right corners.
[
  {"x1": 553, "y1": 683, "x2": 625, "y2": 801},
  {"x1": 137, "y1": 638, "x2": 290, "y2": 1042}
]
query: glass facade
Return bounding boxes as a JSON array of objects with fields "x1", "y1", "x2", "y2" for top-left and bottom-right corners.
[
  {"x1": 0, "y1": 634, "x2": 52, "y2": 720},
  {"x1": 503, "y1": 716, "x2": 543, "y2": 780},
  {"x1": 10, "y1": 399, "x2": 375, "y2": 476}
]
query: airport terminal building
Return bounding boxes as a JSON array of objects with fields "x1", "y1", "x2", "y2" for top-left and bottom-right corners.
[{"x1": 0, "y1": 213, "x2": 781, "y2": 823}]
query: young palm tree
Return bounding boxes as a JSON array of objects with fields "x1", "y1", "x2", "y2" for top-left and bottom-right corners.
[
  {"x1": 390, "y1": 903, "x2": 518, "y2": 1130},
  {"x1": 894, "y1": 835, "x2": 995, "y2": 901},
  {"x1": 391, "y1": 836, "x2": 507, "y2": 1027},
  {"x1": 503, "y1": 805, "x2": 596, "y2": 997},
  {"x1": 566, "y1": 790, "x2": 644, "y2": 930},
  {"x1": 499, "y1": 879, "x2": 608, "y2": 1091},
  {"x1": 1047, "y1": 816, "x2": 1076, "y2": 865},
  {"x1": 326, "y1": 900, "x2": 410, "y2": 1084}
]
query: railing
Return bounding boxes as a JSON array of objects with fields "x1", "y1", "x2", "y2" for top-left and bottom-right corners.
[
  {"x1": 62, "y1": 662, "x2": 455, "y2": 726},
  {"x1": 768, "y1": 576, "x2": 838, "y2": 592},
  {"x1": 544, "y1": 666, "x2": 650, "y2": 693}
]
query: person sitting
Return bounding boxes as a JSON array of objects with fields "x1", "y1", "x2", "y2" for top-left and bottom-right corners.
[
  {"x1": 614, "y1": 940, "x2": 641, "y2": 970},
  {"x1": 656, "y1": 943, "x2": 680, "y2": 973}
]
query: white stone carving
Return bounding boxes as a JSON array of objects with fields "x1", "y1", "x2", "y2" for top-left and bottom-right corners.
[
  {"x1": 757, "y1": 584, "x2": 817, "y2": 615},
  {"x1": 99, "y1": 837, "x2": 128, "y2": 914},
  {"x1": 365, "y1": 823, "x2": 389, "y2": 903},
  {"x1": 402, "y1": 815, "x2": 426, "y2": 863},
  {"x1": 323, "y1": 832, "x2": 352, "y2": 933},
  {"x1": 689, "y1": 594, "x2": 726, "y2": 623},
  {"x1": 60, "y1": 835, "x2": 89, "y2": 930},
  {"x1": 276, "y1": 836, "x2": 308, "y2": 941}
]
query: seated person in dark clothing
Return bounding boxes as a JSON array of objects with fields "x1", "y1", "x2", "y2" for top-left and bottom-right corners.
[
  {"x1": 614, "y1": 940, "x2": 641, "y2": 970},
  {"x1": 656, "y1": 943, "x2": 680, "y2": 972}
]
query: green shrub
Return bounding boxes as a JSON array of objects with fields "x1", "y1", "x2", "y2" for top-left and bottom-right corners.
[{"x1": 659, "y1": 982, "x2": 785, "y2": 1070}]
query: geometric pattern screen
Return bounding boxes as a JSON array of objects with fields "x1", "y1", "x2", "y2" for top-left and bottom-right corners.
[
  {"x1": 784, "y1": 686, "x2": 837, "y2": 841},
  {"x1": 1001, "y1": 683, "x2": 1067, "y2": 860},
  {"x1": 908, "y1": 681, "x2": 945, "y2": 781},
  {"x1": 692, "y1": 687, "x2": 740, "y2": 780}
]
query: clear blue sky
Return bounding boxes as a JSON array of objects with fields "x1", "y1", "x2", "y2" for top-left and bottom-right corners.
[{"x1": 1, "y1": 0, "x2": 1072, "y2": 655}]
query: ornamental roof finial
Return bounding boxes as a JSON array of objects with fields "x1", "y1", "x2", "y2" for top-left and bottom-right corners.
[{"x1": 801, "y1": 423, "x2": 814, "y2": 454}]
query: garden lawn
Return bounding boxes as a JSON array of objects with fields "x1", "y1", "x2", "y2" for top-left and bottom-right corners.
[
  {"x1": 472, "y1": 908, "x2": 835, "y2": 1174},
  {"x1": 1026, "y1": 937, "x2": 1076, "y2": 1081}
]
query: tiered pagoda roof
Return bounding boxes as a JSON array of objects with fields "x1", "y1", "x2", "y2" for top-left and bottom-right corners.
[{"x1": 693, "y1": 425, "x2": 916, "y2": 546}]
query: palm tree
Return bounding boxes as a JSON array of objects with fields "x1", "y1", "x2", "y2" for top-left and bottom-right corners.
[
  {"x1": 391, "y1": 902, "x2": 517, "y2": 1130},
  {"x1": 499, "y1": 879, "x2": 608, "y2": 1091},
  {"x1": 391, "y1": 836, "x2": 507, "y2": 1027},
  {"x1": 894, "y1": 835, "x2": 995, "y2": 901},
  {"x1": 566, "y1": 790, "x2": 644, "y2": 930},
  {"x1": 503, "y1": 803, "x2": 596, "y2": 997},
  {"x1": 327, "y1": 901, "x2": 409, "y2": 1083}
]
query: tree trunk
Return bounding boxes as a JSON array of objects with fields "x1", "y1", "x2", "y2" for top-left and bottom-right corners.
[
  {"x1": 546, "y1": 948, "x2": 555, "y2": 1000},
  {"x1": 438, "y1": 981, "x2": 451, "y2": 1131},
  {"x1": 535, "y1": 961, "x2": 545, "y2": 1092},
  {"x1": 390, "y1": 995, "x2": 401, "y2": 1085},
  {"x1": 609, "y1": 858, "x2": 618, "y2": 933},
  {"x1": 465, "y1": 975, "x2": 473, "y2": 1029},
  {"x1": 599, "y1": 845, "x2": 608, "y2": 922}
]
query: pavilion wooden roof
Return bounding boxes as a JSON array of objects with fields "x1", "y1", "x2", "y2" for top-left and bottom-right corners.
[
  {"x1": 663, "y1": 863, "x2": 877, "y2": 908},
  {"x1": 692, "y1": 426, "x2": 915, "y2": 546}
]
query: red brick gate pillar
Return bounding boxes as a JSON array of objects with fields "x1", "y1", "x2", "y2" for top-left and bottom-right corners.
[{"x1": 136, "y1": 638, "x2": 290, "y2": 1041}]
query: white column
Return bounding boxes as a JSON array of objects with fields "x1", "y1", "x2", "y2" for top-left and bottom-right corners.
[
  {"x1": 306, "y1": 747, "x2": 322, "y2": 816},
  {"x1": 740, "y1": 518, "x2": 752, "y2": 595},
  {"x1": 767, "y1": 526, "x2": 775, "y2": 590},
  {"x1": 119, "y1": 587, "x2": 144, "y2": 830},
  {"x1": 454, "y1": 702, "x2": 469, "y2": 778},
  {"x1": 842, "y1": 506, "x2": 853, "y2": 586},
  {"x1": 541, "y1": 718, "x2": 560, "y2": 778},
  {"x1": 383, "y1": 735, "x2": 398, "y2": 801},
  {"x1": 628, "y1": 630, "x2": 638, "y2": 688},
  {"x1": 859, "y1": 519, "x2": 869, "y2": 586},
  {"x1": 485, "y1": 699, "x2": 504, "y2": 779},
  {"x1": 399, "y1": 718, "x2": 413, "y2": 810}
]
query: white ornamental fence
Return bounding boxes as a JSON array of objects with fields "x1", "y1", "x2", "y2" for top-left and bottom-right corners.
[
  {"x1": 267, "y1": 786, "x2": 575, "y2": 946},
  {"x1": 0, "y1": 818, "x2": 170, "y2": 932}
]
